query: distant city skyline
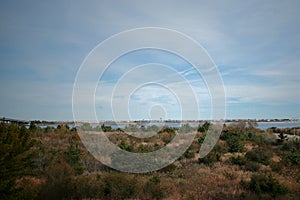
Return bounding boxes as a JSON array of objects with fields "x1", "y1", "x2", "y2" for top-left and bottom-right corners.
[{"x1": 1, "y1": 1, "x2": 300, "y2": 121}]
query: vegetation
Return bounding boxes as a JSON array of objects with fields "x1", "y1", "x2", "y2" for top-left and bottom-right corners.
[
  {"x1": 0, "y1": 121, "x2": 299, "y2": 199},
  {"x1": 247, "y1": 173, "x2": 288, "y2": 198}
]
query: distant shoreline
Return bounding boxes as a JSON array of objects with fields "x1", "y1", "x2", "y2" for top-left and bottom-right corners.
[{"x1": 2, "y1": 116, "x2": 300, "y2": 125}]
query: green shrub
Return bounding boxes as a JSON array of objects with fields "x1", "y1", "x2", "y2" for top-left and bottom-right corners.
[
  {"x1": 244, "y1": 161, "x2": 260, "y2": 172},
  {"x1": 158, "y1": 127, "x2": 175, "y2": 134},
  {"x1": 249, "y1": 173, "x2": 288, "y2": 197},
  {"x1": 248, "y1": 132, "x2": 271, "y2": 147},
  {"x1": 64, "y1": 135, "x2": 84, "y2": 175},
  {"x1": 100, "y1": 124, "x2": 112, "y2": 132},
  {"x1": 229, "y1": 155, "x2": 246, "y2": 166},
  {"x1": 118, "y1": 139, "x2": 133, "y2": 152},
  {"x1": 197, "y1": 121, "x2": 211, "y2": 132},
  {"x1": 182, "y1": 147, "x2": 194, "y2": 159},
  {"x1": 227, "y1": 136, "x2": 244, "y2": 152},
  {"x1": 159, "y1": 128, "x2": 176, "y2": 144},
  {"x1": 220, "y1": 130, "x2": 245, "y2": 152},
  {"x1": 197, "y1": 134, "x2": 206, "y2": 144},
  {"x1": 199, "y1": 151, "x2": 221, "y2": 166},
  {"x1": 245, "y1": 148, "x2": 272, "y2": 165},
  {"x1": 283, "y1": 150, "x2": 300, "y2": 166},
  {"x1": 144, "y1": 175, "x2": 165, "y2": 200},
  {"x1": 214, "y1": 143, "x2": 229, "y2": 154}
]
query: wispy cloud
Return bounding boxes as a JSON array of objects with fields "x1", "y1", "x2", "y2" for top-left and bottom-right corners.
[{"x1": 0, "y1": 0, "x2": 299, "y2": 120}]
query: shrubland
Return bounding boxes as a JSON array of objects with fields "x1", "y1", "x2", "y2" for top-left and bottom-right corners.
[{"x1": 0, "y1": 121, "x2": 299, "y2": 199}]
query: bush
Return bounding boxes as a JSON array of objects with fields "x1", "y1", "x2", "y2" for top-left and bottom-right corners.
[
  {"x1": 214, "y1": 143, "x2": 229, "y2": 154},
  {"x1": 100, "y1": 124, "x2": 112, "y2": 132},
  {"x1": 244, "y1": 161, "x2": 260, "y2": 172},
  {"x1": 270, "y1": 161, "x2": 284, "y2": 173},
  {"x1": 229, "y1": 155, "x2": 246, "y2": 166},
  {"x1": 197, "y1": 134, "x2": 206, "y2": 144},
  {"x1": 144, "y1": 175, "x2": 165, "y2": 200},
  {"x1": 197, "y1": 121, "x2": 211, "y2": 132},
  {"x1": 249, "y1": 173, "x2": 288, "y2": 197},
  {"x1": 72, "y1": 174, "x2": 104, "y2": 199},
  {"x1": 182, "y1": 147, "x2": 194, "y2": 159},
  {"x1": 159, "y1": 127, "x2": 176, "y2": 144},
  {"x1": 227, "y1": 136, "x2": 244, "y2": 152},
  {"x1": 158, "y1": 127, "x2": 175, "y2": 134},
  {"x1": 38, "y1": 160, "x2": 74, "y2": 199},
  {"x1": 248, "y1": 132, "x2": 272, "y2": 147},
  {"x1": 118, "y1": 139, "x2": 133, "y2": 152},
  {"x1": 245, "y1": 148, "x2": 272, "y2": 165},
  {"x1": 199, "y1": 151, "x2": 221, "y2": 166},
  {"x1": 64, "y1": 135, "x2": 84, "y2": 175},
  {"x1": 102, "y1": 173, "x2": 137, "y2": 199},
  {"x1": 221, "y1": 131, "x2": 244, "y2": 152},
  {"x1": 283, "y1": 150, "x2": 300, "y2": 166}
]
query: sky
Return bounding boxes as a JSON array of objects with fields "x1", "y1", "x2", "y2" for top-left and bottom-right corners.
[{"x1": 0, "y1": 0, "x2": 300, "y2": 121}]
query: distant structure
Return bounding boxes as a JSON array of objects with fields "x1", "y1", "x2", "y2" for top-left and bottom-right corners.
[{"x1": 1, "y1": 117, "x2": 29, "y2": 126}]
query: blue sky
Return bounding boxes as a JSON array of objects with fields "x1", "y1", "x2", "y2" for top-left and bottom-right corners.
[{"x1": 0, "y1": 0, "x2": 300, "y2": 121}]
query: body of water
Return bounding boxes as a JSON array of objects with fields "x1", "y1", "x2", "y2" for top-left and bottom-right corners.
[
  {"x1": 256, "y1": 121, "x2": 300, "y2": 130},
  {"x1": 34, "y1": 121, "x2": 300, "y2": 130}
]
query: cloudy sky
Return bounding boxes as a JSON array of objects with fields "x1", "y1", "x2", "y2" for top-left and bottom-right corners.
[{"x1": 1, "y1": 0, "x2": 300, "y2": 121}]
